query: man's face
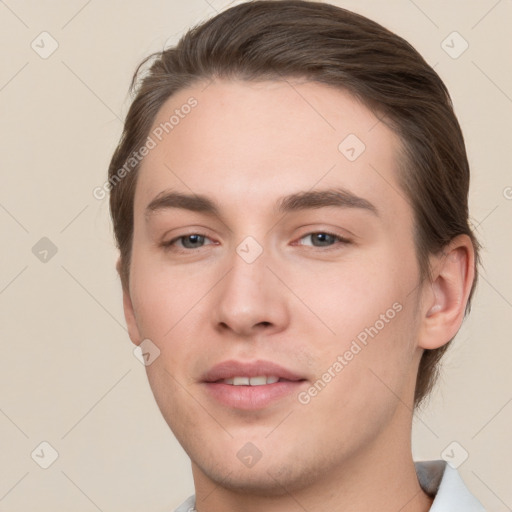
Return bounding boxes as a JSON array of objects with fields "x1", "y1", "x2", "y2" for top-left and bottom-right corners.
[{"x1": 124, "y1": 79, "x2": 427, "y2": 493}]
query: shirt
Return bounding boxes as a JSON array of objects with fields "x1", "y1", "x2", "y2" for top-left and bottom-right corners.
[{"x1": 172, "y1": 460, "x2": 486, "y2": 511}]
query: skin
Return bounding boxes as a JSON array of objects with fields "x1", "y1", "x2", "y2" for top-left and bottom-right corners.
[{"x1": 119, "y1": 79, "x2": 474, "y2": 512}]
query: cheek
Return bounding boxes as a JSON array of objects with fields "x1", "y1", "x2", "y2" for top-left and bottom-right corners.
[
  {"x1": 130, "y1": 248, "x2": 209, "y2": 341},
  {"x1": 298, "y1": 302, "x2": 418, "y2": 447},
  {"x1": 297, "y1": 251, "x2": 419, "y2": 399},
  {"x1": 129, "y1": 250, "x2": 220, "y2": 388},
  {"x1": 299, "y1": 253, "x2": 410, "y2": 341}
]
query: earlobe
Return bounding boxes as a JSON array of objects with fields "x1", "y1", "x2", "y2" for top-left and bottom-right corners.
[
  {"x1": 116, "y1": 257, "x2": 143, "y2": 347},
  {"x1": 418, "y1": 235, "x2": 475, "y2": 350}
]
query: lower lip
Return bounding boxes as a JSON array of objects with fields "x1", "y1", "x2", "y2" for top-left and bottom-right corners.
[{"x1": 203, "y1": 381, "x2": 306, "y2": 410}]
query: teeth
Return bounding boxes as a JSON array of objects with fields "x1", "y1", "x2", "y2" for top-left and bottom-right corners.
[
  {"x1": 249, "y1": 376, "x2": 267, "y2": 386},
  {"x1": 222, "y1": 376, "x2": 280, "y2": 386}
]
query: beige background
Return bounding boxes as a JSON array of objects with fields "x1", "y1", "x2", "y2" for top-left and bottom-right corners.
[{"x1": 0, "y1": 0, "x2": 510, "y2": 510}]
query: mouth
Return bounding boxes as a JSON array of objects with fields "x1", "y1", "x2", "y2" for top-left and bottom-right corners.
[{"x1": 201, "y1": 360, "x2": 308, "y2": 410}]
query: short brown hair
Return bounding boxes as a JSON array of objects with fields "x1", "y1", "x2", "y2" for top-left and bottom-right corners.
[{"x1": 108, "y1": 0, "x2": 480, "y2": 409}]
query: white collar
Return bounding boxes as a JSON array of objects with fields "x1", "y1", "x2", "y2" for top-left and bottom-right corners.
[{"x1": 416, "y1": 460, "x2": 486, "y2": 511}]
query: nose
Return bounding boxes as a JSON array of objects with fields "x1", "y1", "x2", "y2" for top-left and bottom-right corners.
[{"x1": 212, "y1": 242, "x2": 290, "y2": 338}]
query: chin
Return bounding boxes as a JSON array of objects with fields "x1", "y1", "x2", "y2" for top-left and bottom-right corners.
[
  {"x1": 197, "y1": 460, "x2": 302, "y2": 496},
  {"x1": 191, "y1": 445, "x2": 325, "y2": 497}
]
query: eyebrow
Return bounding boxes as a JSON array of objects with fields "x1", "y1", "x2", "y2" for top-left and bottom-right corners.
[{"x1": 144, "y1": 186, "x2": 378, "y2": 220}]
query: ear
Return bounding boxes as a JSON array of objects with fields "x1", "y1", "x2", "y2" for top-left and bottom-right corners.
[
  {"x1": 418, "y1": 234, "x2": 476, "y2": 350},
  {"x1": 116, "y1": 257, "x2": 143, "y2": 347}
]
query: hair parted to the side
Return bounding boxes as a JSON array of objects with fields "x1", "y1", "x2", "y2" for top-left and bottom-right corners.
[{"x1": 108, "y1": 0, "x2": 480, "y2": 409}]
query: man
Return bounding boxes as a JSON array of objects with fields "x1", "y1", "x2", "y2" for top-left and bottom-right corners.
[{"x1": 107, "y1": 1, "x2": 484, "y2": 510}]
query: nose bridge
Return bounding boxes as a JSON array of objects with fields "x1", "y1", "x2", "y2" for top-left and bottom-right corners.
[
  {"x1": 224, "y1": 236, "x2": 271, "y2": 309},
  {"x1": 213, "y1": 234, "x2": 288, "y2": 335}
]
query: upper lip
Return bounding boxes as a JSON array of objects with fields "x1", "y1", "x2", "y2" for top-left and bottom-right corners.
[{"x1": 202, "y1": 359, "x2": 306, "y2": 383}]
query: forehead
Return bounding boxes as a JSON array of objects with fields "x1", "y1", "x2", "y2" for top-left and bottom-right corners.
[{"x1": 134, "y1": 78, "x2": 408, "y2": 222}]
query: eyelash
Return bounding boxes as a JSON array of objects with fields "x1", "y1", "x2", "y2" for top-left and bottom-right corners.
[{"x1": 162, "y1": 231, "x2": 351, "y2": 253}]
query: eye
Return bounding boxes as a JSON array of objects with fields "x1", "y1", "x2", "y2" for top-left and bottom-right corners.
[
  {"x1": 163, "y1": 233, "x2": 215, "y2": 251},
  {"x1": 295, "y1": 231, "x2": 351, "y2": 248}
]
